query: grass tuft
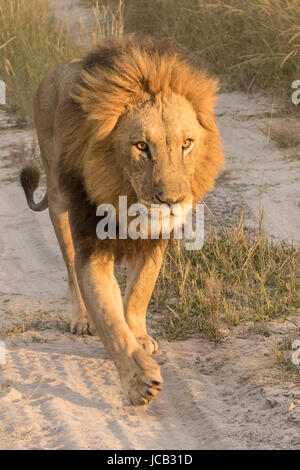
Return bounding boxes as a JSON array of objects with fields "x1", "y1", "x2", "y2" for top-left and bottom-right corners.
[
  {"x1": 262, "y1": 122, "x2": 300, "y2": 149},
  {"x1": 123, "y1": 0, "x2": 300, "y2": 107},
  {"x1": 152, "y1": 213, "x2": 300, "y2": 341},
  {"x1": 0, "y1": 0, "x2": 78, "y2": 123},
  {"x1": 272, "y1": 331, "x2": 300, "y2": 384},
  {"x1": 1, "y1": 0, "x2": 299, "y2": 119},
  {"x1": 0, "y1": 0, "x2": 123, "y2": 123}
]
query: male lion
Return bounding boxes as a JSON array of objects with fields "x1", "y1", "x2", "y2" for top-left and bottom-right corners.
[{"x1": 20, "y1": 37, "x2": 223, "y2": 406}]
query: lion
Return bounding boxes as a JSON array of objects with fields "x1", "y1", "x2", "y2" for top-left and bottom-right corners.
[{"x1": 20, "y1": 37, "x2": 224, "y2": 406}]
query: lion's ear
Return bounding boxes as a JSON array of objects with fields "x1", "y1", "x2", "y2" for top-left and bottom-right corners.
[
  {"x1": 189, "y1": 76, "x2": 224, "y2": 201},
  {"x1": 190, "y1": 125, "x2": 224, "y2": 203},
  {"x1": 192, "y1": 76, "x2": 219, "y2": 132},
  {"x1": 197, "y1": 110, "x2": 217, "y2": 133},
  {"x1": 90, "y1": 113, "x2": 120, "y2": 141},
  {"x1": 171, "y1": 65, "x2": 219, "y2": 132}
]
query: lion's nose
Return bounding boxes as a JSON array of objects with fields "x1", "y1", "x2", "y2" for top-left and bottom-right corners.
[{"x1": 153, "y1": 193, "x2": 187, "y2": 206}]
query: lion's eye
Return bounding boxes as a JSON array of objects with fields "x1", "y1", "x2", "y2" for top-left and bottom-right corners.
[
  {"x1": 135, "y1": 141, "x2": 148, "y2": 151},
  {"x1": 182, "y1": 139, "x2": 193, "y2": 151}
]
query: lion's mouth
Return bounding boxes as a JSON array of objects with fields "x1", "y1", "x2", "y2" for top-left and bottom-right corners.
[{"x1": 139, "y1": 197, "x2": 193, "y2": 212}]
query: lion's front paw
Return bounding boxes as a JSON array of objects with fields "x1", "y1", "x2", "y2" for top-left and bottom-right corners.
[
  {"x1": 71, "y1": 319, "x2": 90, "y2": 335},
  {"x1": 136, "y1": 334, "x2": 158, "y2": 355},
  {"x1": 121, "y1": 349, "x2": 163, "y2": 406}
]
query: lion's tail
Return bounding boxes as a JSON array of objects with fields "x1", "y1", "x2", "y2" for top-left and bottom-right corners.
[{"x1": 20, "y1": 164, "x2": 48, "y2": 212}]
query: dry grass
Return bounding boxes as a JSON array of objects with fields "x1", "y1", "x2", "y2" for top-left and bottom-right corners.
[
  {"x1": 272, "y1": 330, "x2": 300, "y2": 384},
  {"x1": 0, "y1": 0, "x2": 123, "y2": 124},
  {"x1": 262, "y1": 122, "x2": 300, "y2": 148},
  {"x1": 9, "y1": 140, "x2": 42, "y2": 170},
  {"x1": 1, "y1": 0, "x2": 299, "y2": 120},
  {"x1": 0, "y1": 139, "x2": 44, "y2": 184},
  {"x1": 90, "y1": 0, "x2": 124, "y2": 39},
  {"x1": 122, "y1": 0, "x2": 300, "y2": 108},
  {"x1": 0, "y1": 316, "x2": 70, "y2": 340},
  {"x1": 0, "y1": 0, "x2": 77, "y2": 124},
  {"x1": 152, "y1": 213, "x2": 300, "y2": 341},
  {"x1": 0, "y1": 381, "x2": 12, "y2": 393}
]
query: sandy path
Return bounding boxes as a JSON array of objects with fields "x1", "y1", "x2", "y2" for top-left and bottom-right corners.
[
  {"x1": 0, "y1": 0, "x2": 299, "y2": 449},
  {"x1": 207, "y1": 92, "x2": 300, "y2": 245},
  {"x1": 0, "y1": 109, "x2": 300, "y2": 449}
]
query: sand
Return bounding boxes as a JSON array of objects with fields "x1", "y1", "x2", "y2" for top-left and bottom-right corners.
[
  {"x1": 0, "y1": 0, "x2": 299, "y2": 449},
  {"x1": 0, "y1": 91, "x2": 299, "y2": 449}
]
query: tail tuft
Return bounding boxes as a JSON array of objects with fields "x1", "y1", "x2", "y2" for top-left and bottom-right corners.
[
  {"x1": 20, "y1": 164, "x2": 40, "y2": 195},
  {"x1": 20, "y1": 164, "x2": 48, "y2": 212}
]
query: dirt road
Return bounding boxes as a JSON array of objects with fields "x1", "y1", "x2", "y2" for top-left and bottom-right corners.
[
  {"x1": 0, "y1": 104, "x2": 299, "y2": 449},
  {"x1": 0, "y1": 0, "x2": 300, "y2": 450}
]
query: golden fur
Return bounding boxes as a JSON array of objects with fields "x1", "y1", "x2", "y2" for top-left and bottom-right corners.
[
  {"x1": 20, "y1": 36, "x2": 224, "y2": 406},
  {"x1": 60, "y1": 36, "x2": 223, "y2": 207}
]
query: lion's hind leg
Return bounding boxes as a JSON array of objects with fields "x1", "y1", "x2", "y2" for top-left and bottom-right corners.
[{"x1": 48, "y1": 199, "x2": 93, "y2": 335}]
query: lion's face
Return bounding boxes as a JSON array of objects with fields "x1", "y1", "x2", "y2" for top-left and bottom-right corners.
[{"x1": 113, "y1": 92, "x2": 203, "y2": 208}]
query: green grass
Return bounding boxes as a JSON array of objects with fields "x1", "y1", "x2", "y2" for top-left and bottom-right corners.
[{"x1": 152, "y1": 214, "x2": 300, "y2": 341}]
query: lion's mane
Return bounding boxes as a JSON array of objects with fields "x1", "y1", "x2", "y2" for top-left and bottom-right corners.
[{"x1": 59, "y1": 36, "x2": 223, "y2": 209}]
